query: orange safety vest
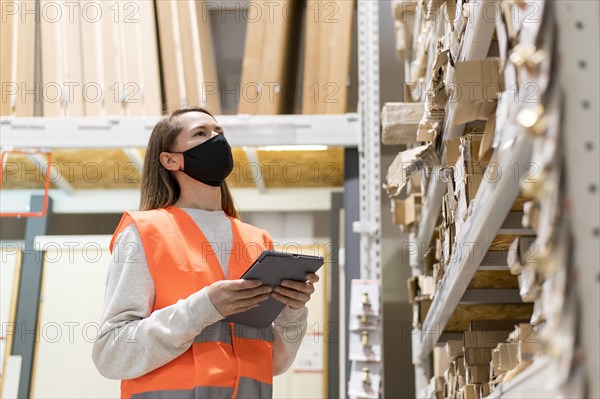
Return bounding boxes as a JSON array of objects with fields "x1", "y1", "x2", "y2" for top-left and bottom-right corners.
[{"x1": 109, "y1": 206, "x2": 275, "y2": 399}]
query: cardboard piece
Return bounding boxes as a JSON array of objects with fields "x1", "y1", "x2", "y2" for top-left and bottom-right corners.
[
  {"x1": 444, "y1": 137, "x2": 463, "y2": 167},
  {"x1": 469, "y1": 320, "x2": 528, "y2": 331},
  {"x1": 384, "y1": 145, "x2": 440, "y2": 199},
  {"x1": 459, "y1": 383, "x2": 478, "y2": 399},
  {"x1": 381, "y1": 103, "x2": 424, "y2": 144},
  {"x1": 498, "y1": 343, "x2": 518, "y2": 372},
  {"x1": 452, "y1": 58, "x2": 502, "y2": 125},
  {"x1": 479, "y1": 111, "x2": 497, "y2": 160},
  {"x1": 464, "y1": 348, "x2": 493, "y2": 366},
  {"x1": 522, "y1": 201, "x2": 541, "y2": 232},
  {"x1": 455, "y1": 357, "x2": 466, "y2": 376},
  {"x1": 507, "y1": 236, "x2": 537, "y2": 275},
  {"x1": 480, "y1": 382, "x2": 491, "y2": 398},
  {"x1": 508, "y1": 323, "x2": 536, "y2": 343},
  {"x1": 464, "y1": 331, "x2": 511, "y2": 349},
  {"x1": 407, "y1": 277, "x2": 418, "y2": 303},
  {"x1": 418, "y1": 275, "x2": 435, "y2": 297},
  {"x1": 433, "y1": 345, "x2": 450, "y2": 378},
  {"x1": 391, "y1": 193, "x2": 422, "y2": 226},
  {"x1": 466, "y1": 365, "x2": 490, "y2": 384},
  {"x1": 517, "y1": 341, "x2": 541, "y2": 362}
]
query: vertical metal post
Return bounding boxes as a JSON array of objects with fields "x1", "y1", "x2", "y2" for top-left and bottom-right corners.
[
  {"x1": 344, "y1": 148, "x2": 361, "y2": 396},
  {"x1": 328, "y1": 192, "x2": 343, "y2": 399},
  {"x1": 11, "y1": 195, "x2": 52, "y2": 398},
  {"x1": 356, "y1": 0, "x2": 382, "y2": 281},
  {"x1": 557, "y1": 2, "x2": 600, "y2": 397}
]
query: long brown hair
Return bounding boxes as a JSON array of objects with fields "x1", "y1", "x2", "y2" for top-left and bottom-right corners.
[{"x1": 139, "y1": 106, "x2": 240, "y2": 219}]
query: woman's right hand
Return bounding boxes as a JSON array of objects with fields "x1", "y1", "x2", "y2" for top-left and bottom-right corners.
[{"x1": 206, "y1": 279, "x2": 273, "y2": 317}]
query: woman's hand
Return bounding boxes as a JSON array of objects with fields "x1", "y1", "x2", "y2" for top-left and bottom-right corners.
[
  {"x1": 206, "y1": 279, "x2": 273, "y2": 317},
  {"x1": 271, "y1": 273, "x2": 320, "y2": 310}
]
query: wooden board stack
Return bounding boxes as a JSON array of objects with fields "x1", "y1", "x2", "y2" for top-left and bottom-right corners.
[
  {"x1": 239, "y1": 0, "x2": 302, "y2": 115},
  {"x1": 38, "y1": 0, "x2": 162, "y2": 116},
  {"x1": 156, "y1": 0, "x2": 221, "y2": 114},
  {"x1": 1, "y1": 0, "x2": 36, "y2": 116},
  {"x1": 302, "y1": 0, "x2": 355, "y2": 114}
]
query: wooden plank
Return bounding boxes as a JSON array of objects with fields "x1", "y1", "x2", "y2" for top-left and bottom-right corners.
[
  {"x1": 138, "y1": 0, "x2": 163, "y2": 115},
  {"x1": 445, "y1": 304, "x2": 534, "y2": 332},
  {"x1": 40, "y1": 0, "x2": 63, "y2": 116},
  {"x1": 256, "y1": 148, "x2": 344, "y2": 188},
  {"x1": 302, "y1": 1, "x2": 323, "y2": 114},
  {"x1": 80, "y1": 0, "x2": 104, "y2": 116},
  {"x1": 14, "y1": 2, "x2": 36, "y2": 116},
  {"x1": 63, "y1": 1, "x2": 84, "y2": 116},
  {"x1": 322, "y1": 0, "x2": 354, "y2": 114},
  {"x1": 0, "y1": 3, "x2": 16, "y2": 115},
  {"x1": 99, "y1": 0, "x2": 124, "y2": 116},
  {"x1": 195, "y1": 0, "x2": 222, "y2": 114},
  {"x1": 468, "y1": 271, "x2": 519, "y2": 290},
  {"x1": 239, "y1": 0, "x2": 301, "y2": 114},
  {"x1": 177, "y1": 0, "x2": 204, "y2": 110},
  {"x1": 155, "y1": 0, "x2": 186, "y2": 113},
  {"x1": 239, "y1": 1, "x2": 267, "y2": 114},
  {"x1": 303, "y1": 0, "x2": 355, "y2": 114},
  {"x1": 122, "y1": 1, "x2": 144, "y2": 116}
]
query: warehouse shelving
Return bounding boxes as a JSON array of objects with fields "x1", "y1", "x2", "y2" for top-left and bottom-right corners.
[
  {"x1": 413, "y1": 0, "x2": 497, "y2": 271},
  {"x1": 406, "y1": 0, "x2": 599, "y2": 398},
  {"x1": 415, "y1": 130, "x2": 533, "y2": 360},
  {"x1": 0, "y1": 113, "x2": 360, "y2": 149}
]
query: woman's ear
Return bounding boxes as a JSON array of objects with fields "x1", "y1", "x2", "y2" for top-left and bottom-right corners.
[{"x1": 159, "y1": 152, "x2": 183, "y2": 171}]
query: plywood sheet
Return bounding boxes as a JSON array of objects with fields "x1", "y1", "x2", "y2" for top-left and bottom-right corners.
[
  {"x1": 445, "y1": 304, "x2": 534, "y2": 332},
  {"x1": 2, "y1": 148, "x2": 344, "y2": 190},
  {"x1": 0, "y1": 3, "x2": 16, "y2": 115},
  {"x1": 302, "y1": 0, "x2": 355, "y2": 114},
  {"x1": 256, "y1": 148, "x2": 344, "y2": 188},
  {"x1": 239, "y1": 0, "x2": 302, "y2": 114},
  {"x1": 194, "y1": 0, "x2": 221, "y2": 114},
  {"x1": 156, "y1": 0, "x2": 185, "y2": 113},
  {"x1": 468, "y1": 271, "x2": 519, "y2": 289}
]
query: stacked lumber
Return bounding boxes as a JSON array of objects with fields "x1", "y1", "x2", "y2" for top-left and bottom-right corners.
[
  {"x1": 238, "y1": 0, "x2": 302, "y2": 115},
  {"x1": 1, "y1": 0, "x2": 36, "y2": 116},
  {"x1": 302, "y1": 0, "x2": 355, "y2": 114}
]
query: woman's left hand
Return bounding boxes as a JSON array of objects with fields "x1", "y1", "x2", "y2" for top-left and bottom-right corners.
[{"x1": 271, "y1": 273, "x2": 320, "y2": 310}]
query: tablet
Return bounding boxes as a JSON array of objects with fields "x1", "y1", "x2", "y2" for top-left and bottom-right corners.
[{"x1": 222, "y1": 250, "x2": 324, "y2": 326}]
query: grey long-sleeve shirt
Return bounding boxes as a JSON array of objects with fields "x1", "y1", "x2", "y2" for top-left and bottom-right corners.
[{"x1": 92, "y1": 208, "x2": 308, "y2": 380}]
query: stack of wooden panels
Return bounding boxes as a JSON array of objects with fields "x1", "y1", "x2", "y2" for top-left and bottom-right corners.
[
  {"x1": 155, "y1": 0, "x2": 221, "y2": 114},
  {"x1": 1, "y1": 1, "x2": 36, "y2": 116},
  {"x1": 239, "y1": 0, "x2": 302, "y2": 115},
  {"x1": 302, "y1": 0, "x2": 355, "y2": 114},
  {"x1": 39, "y1": 0, "x2": 162, "y2": 116}
]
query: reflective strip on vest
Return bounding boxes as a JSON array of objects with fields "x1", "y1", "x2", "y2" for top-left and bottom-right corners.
[
  {"x1": 194, "y1": 322, "x2": 232, "y2": 344},
  {"x1": 234, "y1": 323, "x2": 274, "y2": 343},
  {"x1": 193, "y1": 322, "x2": 274, "y2": 344},
  {"x1": 236, "y1": 377, "x2": 273, "y2": 399},
  {"x1": 130, "y1": 385, "x2": 234, "y2": 399},
  {"x1": 128, "y1": 378, "x2": 272, "y2": 399}
]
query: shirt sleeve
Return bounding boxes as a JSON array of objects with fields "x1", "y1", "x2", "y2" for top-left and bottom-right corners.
[
  {"x1": 92, "y1": 224, "x2": 225, "y2": 380},
  {"x1": 272, "y1": 305, "x2": 309, "y2": 375}
]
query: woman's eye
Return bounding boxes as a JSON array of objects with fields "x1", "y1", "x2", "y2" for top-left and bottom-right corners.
[{"x1": 194, "y1": 131, "x2": 206, "y2": 136}]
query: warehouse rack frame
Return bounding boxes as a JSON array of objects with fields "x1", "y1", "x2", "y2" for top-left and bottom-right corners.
[{"x1": 407, "y1": 1, "x2": 600, "y2": 398}]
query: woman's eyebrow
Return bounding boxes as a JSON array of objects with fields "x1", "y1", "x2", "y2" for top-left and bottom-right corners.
[{"x1": 189, "y1": 124, "x2": 224, "y2": 133}]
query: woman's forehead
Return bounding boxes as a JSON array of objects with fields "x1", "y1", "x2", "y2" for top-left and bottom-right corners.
[{"x1": 176, "y1": 111, "x2": 216, "y2": 128}]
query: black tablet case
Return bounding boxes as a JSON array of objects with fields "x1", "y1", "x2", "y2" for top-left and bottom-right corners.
[{"x1": 222, "y1": 250, "x2": 324, "y2": 326}]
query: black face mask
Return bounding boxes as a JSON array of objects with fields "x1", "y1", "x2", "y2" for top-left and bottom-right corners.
[{"x1": 170, "y1": 134, "x2": 234, "y2": 187}]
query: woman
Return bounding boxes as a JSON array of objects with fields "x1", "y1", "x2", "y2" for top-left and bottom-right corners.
[{"x1": 92, "y1": 107, "x2": 319, "y2": 399}]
